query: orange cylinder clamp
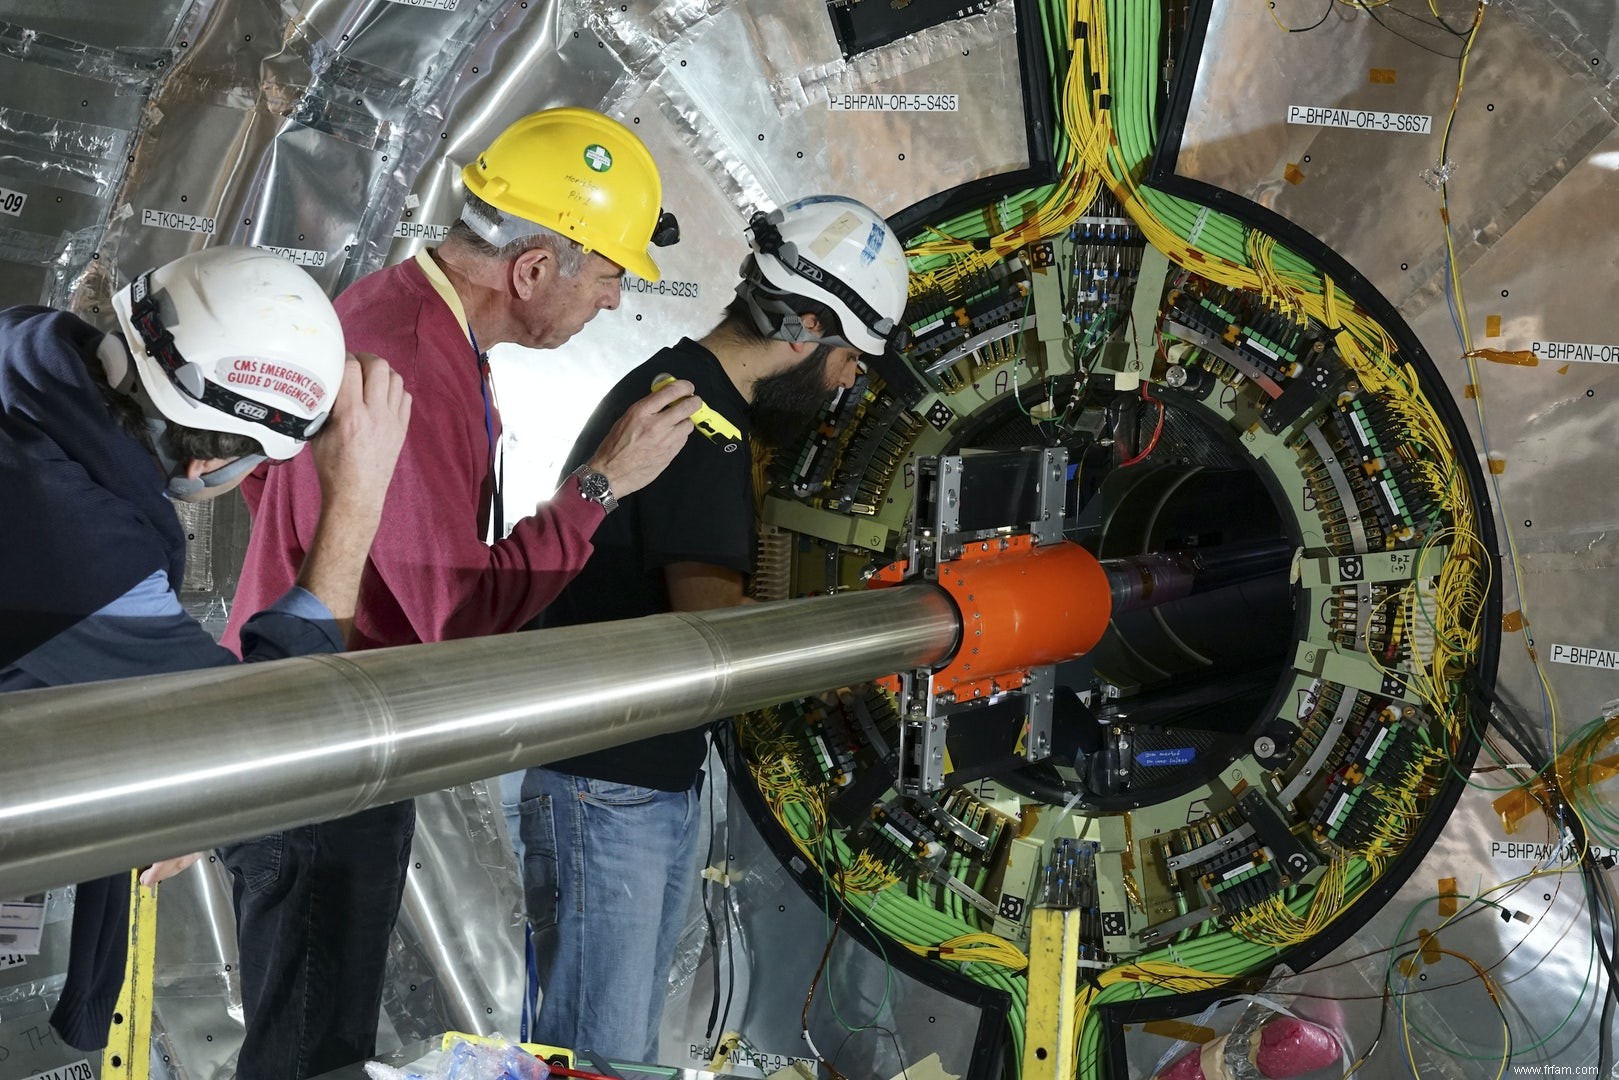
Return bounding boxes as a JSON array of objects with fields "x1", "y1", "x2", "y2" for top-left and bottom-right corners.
[{"x1": 870, "y1": 536, "x2": 1112, "y2": 692}]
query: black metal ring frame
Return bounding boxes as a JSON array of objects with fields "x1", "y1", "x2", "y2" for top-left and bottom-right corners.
[{"x1": 1091, "y1": 1, "x2": 1504, "y2": 1073}]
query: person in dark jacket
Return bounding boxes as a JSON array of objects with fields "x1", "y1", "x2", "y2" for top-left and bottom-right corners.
[{"x1": 0, "y1": 245, "x2": 411, "y2": 1053}]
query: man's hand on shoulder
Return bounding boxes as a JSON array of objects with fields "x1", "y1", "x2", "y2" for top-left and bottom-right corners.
[
  {"x1": 312, "y1": 352, "x2": 412, "y2": 523},
  {"x1": 295, "y1": 352, "x2": 412, "y2": 640},
  {"x1": 586, "y1": 377, "x2": 700, "y2": 499}
]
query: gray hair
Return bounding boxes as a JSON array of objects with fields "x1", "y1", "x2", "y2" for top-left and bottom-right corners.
[{"x1": 445, "y1": 192, "x2": 587, "y2": 277}]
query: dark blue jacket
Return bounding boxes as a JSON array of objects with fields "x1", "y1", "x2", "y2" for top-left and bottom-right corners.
[
  {"x1": 0, "y1": 305, "x2": 343, "y2": 1049},
  {"x1": 0, "y1": 307, "x2": 185, "y2": 667}
]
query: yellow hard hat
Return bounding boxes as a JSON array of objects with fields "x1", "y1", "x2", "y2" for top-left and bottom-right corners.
[{"x1": 462, "y1": 107, "x2": 670, "y2": 281}]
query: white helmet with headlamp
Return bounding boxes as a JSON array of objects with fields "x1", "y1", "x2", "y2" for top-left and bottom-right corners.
[
  {"x1": 737, "y1": 195, "x2": 910, "y2": 356},
  {"x1": 111, "y1": 246, "x2": 345, "y2": 464}
]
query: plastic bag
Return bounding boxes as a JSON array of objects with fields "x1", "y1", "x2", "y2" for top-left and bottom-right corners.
[
  {"x1": 365, "y1": 1035, "x2": 550, "y2": 1080},
  {"x1": 1152, "y1": 997, "x2": 1341, "y2": 1080}
]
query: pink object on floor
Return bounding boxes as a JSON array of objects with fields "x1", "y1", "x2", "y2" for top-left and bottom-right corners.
[
  {"x1": 1253, "y1": 1017, "x2": 1341, "y2": 1077},
  {"x1": 1153, "y1": 1016, "x2": 1340, "y2": 1080},
  {"x1": 1154, "y1": 1047, "x2": 1208, "y2": 1080}
]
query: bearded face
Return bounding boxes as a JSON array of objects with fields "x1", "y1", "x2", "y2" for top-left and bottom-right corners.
[{"x1": 747, "y1": 343, "x2": 840, "y2": 450}]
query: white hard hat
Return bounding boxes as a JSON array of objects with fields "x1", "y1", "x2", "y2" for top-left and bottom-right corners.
[
  {"x1": 740, "y1": 195, "x2": 909, "y2": 355},
  {"x1": 111, "y1": 247, "x2": 344, "y2": 460}
]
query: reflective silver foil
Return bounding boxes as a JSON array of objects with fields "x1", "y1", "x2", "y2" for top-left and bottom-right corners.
[{"x1": 5, "y1": 0, "x2": 1618, "y2": 1074}]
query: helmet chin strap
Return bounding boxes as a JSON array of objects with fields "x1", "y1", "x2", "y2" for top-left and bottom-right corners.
[
  {"x1": 97, "y1": 332, "x2": 138, "y2": 394},
  {"x1": 735, "y1": 276, "x2": 855, "y2": 351},
  {"x1": 101, "y1": 338, "x2": 264, "y2": 501},
  {"x1": 169, "y1": 453, "x2": 266, "y2": 502},
  {"x1": 97, "y1": 333, "x2": 195, "y2": 496},
  {"x1": 145, "y1": 414, "x2": 265, "y2": 501},
  {"x1": 140, "y1": 413, "x2": 202, "y2": 499}
]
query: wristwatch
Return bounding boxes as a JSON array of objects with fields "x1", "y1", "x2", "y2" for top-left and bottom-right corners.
[{"x1": 570, "y1": 464, "x2": 618, "y2": 514}]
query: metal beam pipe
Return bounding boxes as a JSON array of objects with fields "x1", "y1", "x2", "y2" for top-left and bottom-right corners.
[{"x1": 0, "y1": 586, "x2": 960, "y2": 897}]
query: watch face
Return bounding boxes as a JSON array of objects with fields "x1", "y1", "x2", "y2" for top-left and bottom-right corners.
[{"x1": 579, "y1": 470, "x2": 610, "y2": 502}]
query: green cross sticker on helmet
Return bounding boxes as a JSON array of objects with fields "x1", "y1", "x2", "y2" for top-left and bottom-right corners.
[{"x1": 584, "y1": 144, "x2": 613, "y2": 172}]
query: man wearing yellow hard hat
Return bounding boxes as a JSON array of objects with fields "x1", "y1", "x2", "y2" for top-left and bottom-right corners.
[{"x1": 221, "y1": 108, "x2": 699, "y2": 1080}]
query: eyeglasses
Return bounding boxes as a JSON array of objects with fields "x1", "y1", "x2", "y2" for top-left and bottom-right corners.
[{"x1": 126, "y1": 270, "x2": 329, "y2": 441}]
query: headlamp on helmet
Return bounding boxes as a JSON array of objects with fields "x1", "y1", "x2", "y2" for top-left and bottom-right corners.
[{"x1": 739, "y1": 196, "x2": 910, "y2": 356}]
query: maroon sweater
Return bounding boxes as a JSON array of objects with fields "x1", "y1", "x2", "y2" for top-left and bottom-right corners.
[{"x1": 225, "y1": 253, "x2": 603, "y2": 652}]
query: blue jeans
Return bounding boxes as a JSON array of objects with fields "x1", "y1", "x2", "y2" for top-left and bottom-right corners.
[
  {"x1": 512, "y1": 768, "x2": 701, "y2": 1063},
  {"x1": 217, "y1": 800, "x2": 415, "y2": 1080},
  {"x1": 499, "y1": 769, "x2": 527, "y2": 864}
]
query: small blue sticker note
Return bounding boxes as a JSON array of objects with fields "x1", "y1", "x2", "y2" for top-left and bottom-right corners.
[
  {"x1": 1136, "y1": 747, "x2": 1196, "y2": 767},
  {"x1": 859, "y1": 222, "x2": 886, "y2": 265}
]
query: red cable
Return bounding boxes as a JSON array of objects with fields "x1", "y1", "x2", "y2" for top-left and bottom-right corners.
[{"x1": 1118, "y1": 381, "x2": 1164, "y2": 467}]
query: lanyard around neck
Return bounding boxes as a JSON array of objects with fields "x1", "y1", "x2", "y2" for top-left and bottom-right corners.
[{"x1": 468, "y1": 329, "x2": 504, "y2": 542}]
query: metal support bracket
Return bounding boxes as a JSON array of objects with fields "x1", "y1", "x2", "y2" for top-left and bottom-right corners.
[
  {"x1": 1022, "y1": 665, "x2": 1056, "y2": 762},
  {"x1": 1032, "y1": 446, "x2": 1067, "y2": 544},
  {"x1": 899, "y1": 685, "x2": 949, "y2": 795}
]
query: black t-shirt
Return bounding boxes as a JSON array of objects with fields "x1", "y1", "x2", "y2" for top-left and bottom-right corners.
[{"x1": 539, "y1": 337, "x2": 753, "y2": 790}]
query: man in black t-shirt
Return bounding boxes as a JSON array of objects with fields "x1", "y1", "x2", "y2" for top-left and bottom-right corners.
[{"x1": 505, "y1": 196, "x2": 911, "y2": 1062}]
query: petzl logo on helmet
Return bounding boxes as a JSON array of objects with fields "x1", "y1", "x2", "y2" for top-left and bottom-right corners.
[
  {"x1": 234, "y1": 399, "x2": 270, "y2": 421},
  {"x1": 583, "y1": 144, "x2": 613, "y2": 172}
]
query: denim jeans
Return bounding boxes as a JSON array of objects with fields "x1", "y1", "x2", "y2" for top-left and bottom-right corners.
[
  {"x1": 217, "y1": 800, "x2": 415, "y2": 1080},
  {"x1": 498, "y1": 769, "x2": 526, "y2": 864},
  {"x1": 513, "y1": 768, "x2": 701, "y2": 1063}
]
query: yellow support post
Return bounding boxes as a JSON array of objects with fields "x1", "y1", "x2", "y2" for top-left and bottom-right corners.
[
  {"x1": 101, "y1": 871, "x2": 156, "y2": 1080},
  {"x1": 1021, "y1": 907, "x2": 1082, "y2": 1080}
]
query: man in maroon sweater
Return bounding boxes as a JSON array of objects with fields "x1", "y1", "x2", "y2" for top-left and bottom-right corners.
[{"x1": 220, "y1": 108, "x2": 697, "y2": 1079}]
